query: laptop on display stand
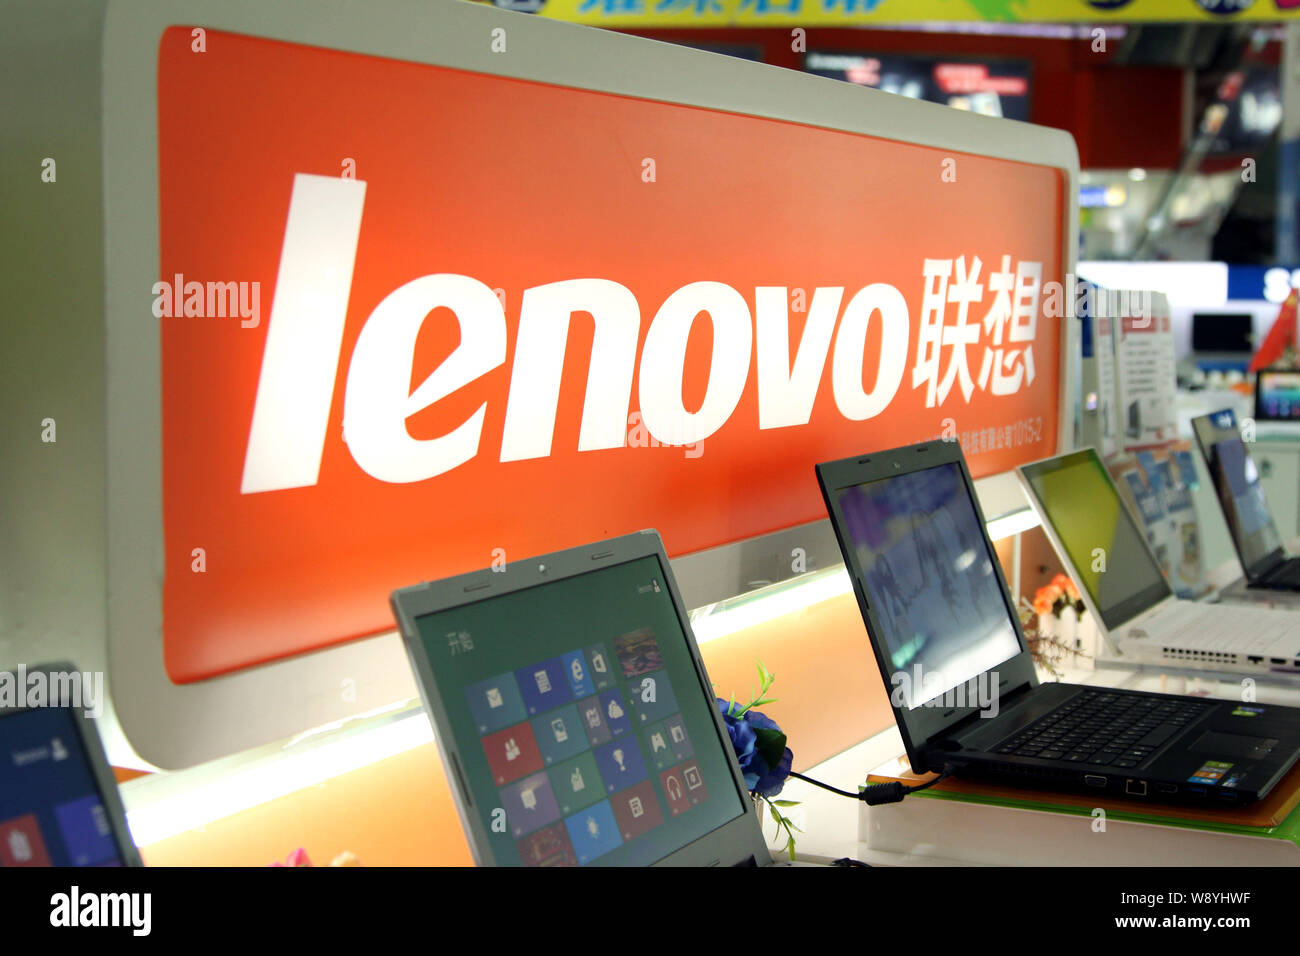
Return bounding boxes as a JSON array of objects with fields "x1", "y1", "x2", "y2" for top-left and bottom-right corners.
[
  {"x1": 1018, "y1": 447, "x2": 1300, "y2": 678},
  {"x1": 1191, "y1": 408, "x2": 1300, "y2": 595},
  {"x1": 817, "y1": 440, "x2": 1300, "y2": 807},
  {"x1": 0, "y1": 662, "x2": 142, "y2": 867},
  {"x1": 390, "y1": 530, "x2": 783, "y2": 866}
]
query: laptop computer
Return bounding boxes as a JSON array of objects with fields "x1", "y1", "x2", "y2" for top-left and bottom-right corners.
[
  {"x1": 0, "y1": 662, "x2": 142, "y2": 866},
  {"x1": 1254, "y1": 368, "x2": 1300, "y2": 423},
  {"x1": 817, "y1": 440, "x2": 1300, "y2": 806},
  {"x1": 1191, "y1": 408, "x2": 1300, "y2": 592},
  {"x1": 1018, "y1": 447, "x2": 1300, "y2": 677},
  {"x1": 390, "y1": 530, "x2": 777, "y2": 866}
]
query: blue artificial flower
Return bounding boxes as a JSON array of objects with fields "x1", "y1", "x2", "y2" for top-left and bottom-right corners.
[
  {"x1": 716, "y1": 699, "x2": 793, "y2": 796},
  {"x1": 744, "y1": 708, "x2": 779, "y2": 733},
  {"x1": 716, "y1": 698, "x2": 761, "y2": 787},
  {"x1": 753, "y1": 744, "x2": 793, "y2": 798}
]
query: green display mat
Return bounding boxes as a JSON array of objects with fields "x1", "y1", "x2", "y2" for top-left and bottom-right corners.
[{"x1": 912, "y1": 786, "x2": 1300, "y2": 846}]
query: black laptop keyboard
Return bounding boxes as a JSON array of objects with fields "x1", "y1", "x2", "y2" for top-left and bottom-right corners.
[{"x1": 993, "y1": 690, "x2": 1211, "y2": 769}]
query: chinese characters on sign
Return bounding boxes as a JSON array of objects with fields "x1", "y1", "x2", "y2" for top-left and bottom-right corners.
[{"x1": 913, "y1": 255, "x2": 1041, "y2": 408}]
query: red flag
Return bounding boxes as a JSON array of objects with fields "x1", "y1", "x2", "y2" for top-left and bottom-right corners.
[{"x1": 1249, "y1": 289, "x2": 1298, "y2": 372}]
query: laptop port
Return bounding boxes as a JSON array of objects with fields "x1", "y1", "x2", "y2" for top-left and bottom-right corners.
[
  {"x1": 1084, "y1": 775, "x2": 1107, "y2": 788},
  {"x1": 1154, "y1": 783, "x2": 1178, "y2": 794},
  {"x1": 1125, "y1": 779, "x2": 1147, "y2": 796}
]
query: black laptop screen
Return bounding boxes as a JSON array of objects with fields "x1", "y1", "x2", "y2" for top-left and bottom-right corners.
[
  {"x1": 0, "y1": 707, "x2": 125, "y2": 867},
  {"x1": 412, "y1": 555, "x2": 746, "y2": 866},
  {"x1": 1209, "y1": 437, "x2": 1282, "y2": 574},
  {"x1": 834, "y1": 461, "x2": 1021, "y2": 709}
]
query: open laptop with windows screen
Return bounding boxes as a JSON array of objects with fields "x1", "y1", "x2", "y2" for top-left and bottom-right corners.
[
  {"x1": 0, "y1": 662, "x2": 141, "y2": 867},
  {"x1": 817, "y1": 440, "x2": 1300, "y2": 806},
  {"x1": 1018, "y1": 448, "x2": 1300, "y2": 677},
  {"x1": 1191, "y1": 408, "x2": 1300, "y2": 592},
  {"x1": 390, "y1": 531, "x2": 774, "y2": 866}
]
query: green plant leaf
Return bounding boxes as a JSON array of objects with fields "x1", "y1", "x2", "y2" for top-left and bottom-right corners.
[
  {"x1": 770, "y1": 799, "x2": 800, "y2": 807},
  {"x1": 752, "y1": 727, "x2": 787, "y2": 771}
]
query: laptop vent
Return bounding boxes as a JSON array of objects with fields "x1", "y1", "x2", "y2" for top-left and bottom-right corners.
[{"x1": 1160, "y1": 647, "x2": 1240, "y2": 666}]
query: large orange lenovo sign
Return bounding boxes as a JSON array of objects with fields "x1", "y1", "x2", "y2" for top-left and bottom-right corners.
[{"x1": 157, "y1": 28, "x2": 1064, "y2": 682}]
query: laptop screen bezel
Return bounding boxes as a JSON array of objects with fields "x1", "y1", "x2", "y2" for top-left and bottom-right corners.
[
  {"x1": 0, "y1": 661, "x2": 143, "y2": 868},
  {"x1": 1018, "y1": 448, "x2": 1173, "y2": 631},
  {"x1": 1191, "y1": 409, "x2": 1286, "y2": 580},
  {"x1": 389, "y1": 530, "x2": 768, "y2": 868},
  {"x1": 816, "y1": 441, "x2": 1039, "y2": 769}
]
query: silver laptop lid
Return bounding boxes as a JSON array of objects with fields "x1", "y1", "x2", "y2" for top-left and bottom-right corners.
[
  {"x1": 390, "y1": 531, "x2": 766, "y2": 867},
  {"x1": 1019, "y1": 448, "x2": 1173, "y2": 631}
]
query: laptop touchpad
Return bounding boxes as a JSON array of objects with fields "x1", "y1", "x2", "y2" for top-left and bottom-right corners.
[{"x1": 1190, "y1": 731, "x2": 1279, "y2": 760}]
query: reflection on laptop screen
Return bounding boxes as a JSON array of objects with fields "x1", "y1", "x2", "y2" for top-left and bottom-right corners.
[
  {"x1": 834, "y1": 461, "x2": 1021, "y2": 710},
  {"x1": 1022, "y1": 451, "x2": 1170, "y2": 628},
  {"x1": 1210, "y1": 437, "x2": 1282, "y2": 573},
  {"x1": 412, "y1": 555, "x2": 746, "y2": 866},
  {"x1": 0, "y1": 708, "x2": 125, "y2": 866}
]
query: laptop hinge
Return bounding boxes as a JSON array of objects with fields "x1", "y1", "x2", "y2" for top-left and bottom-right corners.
[{"x1": 1255, "y1": 551, "x2": 1287, "y2": 580}]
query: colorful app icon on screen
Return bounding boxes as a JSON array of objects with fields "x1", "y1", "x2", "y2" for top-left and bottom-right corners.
[
  {"x1": 500, "y1": 772, "x2": 562, "y2": 838},
  {"x1": 679, "y1": 760, "x2": 709, "y2": 806},
  {"x1": 611, "y1": 780, "x2": 664, "y2": 841},
  {"x1": 561, "y1": 650, "x2": 595, "y2": 698},
  {"x1": 547, "y1": 752, "x2": 603, "y2": 816},
  {"x1": 530, "y1": 704, "x2": 589, "y2": 765},
  {"x1": 644, "y1": 721, "x2": 677, "y2": 771},
  {"x1": 576, "y1": 695, "x2": 612, "y2": 747},
  {"x1": 482, "y1": 722, "x2": 544, "y2": 785},
  {"x1": 0, "y1": 815, "x2": 51, "y2": 867},
  {"x1": 564, "y1": 800, "x2": 622, "y2": 865},
  {"x1": 465, "y1": 673, "x2": 527, "y2": 735},
  {"x1": 594, "y1": 737, "x2": 648, "y2": 793},
  {"x1": 585, "y1": 644, "x2": 616, "y2": 691},
  {"x1": 600, "y1": 690, "x2": 631, "y2": 737},
  {"x1": 517, "y1": 821, "x2": 577, "y2": 867},
  {"x1": 663, "y1": 715, "x2": 693, "y2": 762},
  {"x1": 54, "y1": 796, "x2": 117, "y2": 866},
  {"x1": 514, "y1": 658, "x2": 573, "y2": 715},
  {"x1": 614, "y1": 629, "x2": 663, "y2": 678},
  {"x1": 659, "y1": 767, "x2": 691, "y2": 816},
  {"x1": 628, "y1": 670, "x2": 678, "y2": 723}
]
